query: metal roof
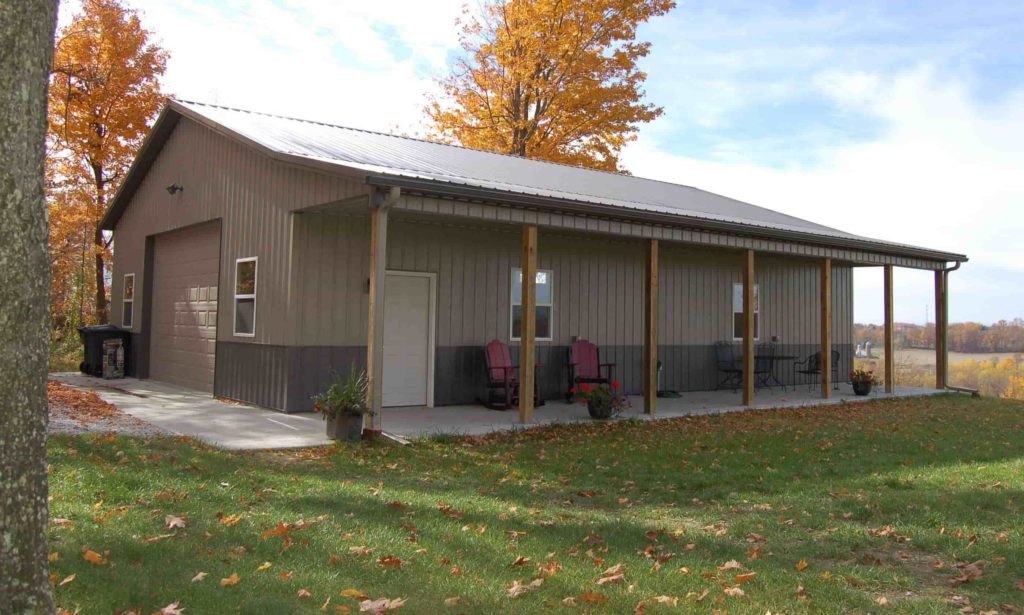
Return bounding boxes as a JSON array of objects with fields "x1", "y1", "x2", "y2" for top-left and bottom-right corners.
[{"x1": 102, "y1": 99, "x2": 967, "y2": 264}]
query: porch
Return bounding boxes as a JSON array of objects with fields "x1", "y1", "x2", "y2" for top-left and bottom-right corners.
[
  {"x1": 288, "y1": 188, "x2": 952, "y2": 428},
  {"x1": 378, "y1": 384, "x2": 941, "y2": 439}
]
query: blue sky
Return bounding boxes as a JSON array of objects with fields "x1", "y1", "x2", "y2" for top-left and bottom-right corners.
[{"x1": 60, "y1": 0, "x2": 1024, "y2": 325}]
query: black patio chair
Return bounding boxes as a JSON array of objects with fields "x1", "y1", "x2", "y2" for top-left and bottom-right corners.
[
  {"x1": 793, "y1": 350, "x2": 840, "y2": 391},
  {"x1": 754, "y1": 342, "x2": 775, "y2": 390},
  {"x1": 714, "y1": 341, "x2": 743, "y2": 391}
]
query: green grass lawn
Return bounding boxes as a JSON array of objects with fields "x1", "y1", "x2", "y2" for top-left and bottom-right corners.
[{"x1": 48, "y1": 395, "x2": 1024, "y2": 614}]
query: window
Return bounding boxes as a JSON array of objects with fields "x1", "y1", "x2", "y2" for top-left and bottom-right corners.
[
  {"x1": 122, "y1": 274, "x2": 135, "y2": 328},
  {"x1": 234, "y1": 257, "x2": 257, "y2": 336},
  {"x1": 511, "y1": 268, "x2": 553, "y2": 341},
  {"x1": 732, "y1": 282, "x2": 759, "y2": 340}
]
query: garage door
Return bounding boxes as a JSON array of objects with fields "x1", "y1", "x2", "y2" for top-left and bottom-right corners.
[{"x1": 150, "y1": 222, "x2": 220, "y2": 392}]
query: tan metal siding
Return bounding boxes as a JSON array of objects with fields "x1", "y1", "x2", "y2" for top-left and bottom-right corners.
[
  {"x1": 293, "y1": 213, "x2": 854, "y2": 349},
  {"x1": 109, "y1": 117, "x2": 368, "y2": 347},
  {"x1": 293, "y1": 214, "x2": 656, "y2": 349}
]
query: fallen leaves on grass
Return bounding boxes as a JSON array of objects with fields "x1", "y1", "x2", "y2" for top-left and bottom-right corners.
[
  {"x1": 191, "y1": 572, "x2": 208, "y2": 582},
  {"x1": 164, "y1": 514, "x2": 185, "y2": 529},
  {"x1": 341, "y1": 589, "x2": 369, "y2": 600},
  {"x1": 298, "y1": 589, "x2": 312, "y2": 598},
  {"x1": 58, "y1": 574, "x2": 75, "y2": 586},
  {"x1": 579, "y1": 591, "x2": 608, "y2": 603},
  {"x1": 377, "y1": 555, "x2": 403, "y2": 568},
  {"x1": 158, "y1": 602, "x2": 185, "y2": 615},
  {"x1": 949, "y1": 560, "x2": 986, "y2": 586},
  {"x1": 723, "y1": 586, "x2": 745, "y2": 597},
  {"x1": 734, "y1": 572, "x2": 757, "y2": 584},
  {"x1": 217, "y1": 513, "x2": 243, "y2": 527},
  {"x1": 597, "y1": 563, "x2": 626, "y2": 585},
  {"x1": 255, "y1": 562, "x2": 272, "y2": 572},
  {"x1": 83, "y1": 549, "x2": 107, "y2": 565},
  {"x1": 507, "y1": 578, "x2": 544, "y2": 598},
  {"x1": 359, "y1": 597, "x2": 406, "y2": 613},
  {"x1": 538, "y1": 561, "x2": 562, "y2": 576},
  {"x1": 795, "y1": 559, "x2": 809, "y2": 571},
  {"x1": 220, "y1": 573, "x2": 240, "y2": 586}
]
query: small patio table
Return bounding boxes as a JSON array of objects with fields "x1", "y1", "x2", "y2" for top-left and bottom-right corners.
[
  {"x1": 759, "y1": 354, "x2": 797, "y2": 391},
  {"x1": 730, "y1": 353, "x2": 796, "y2": 391}
]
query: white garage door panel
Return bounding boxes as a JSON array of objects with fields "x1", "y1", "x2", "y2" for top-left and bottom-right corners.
[{"x1": 150, "y1": 223, "x2": 220, "y2": 393}]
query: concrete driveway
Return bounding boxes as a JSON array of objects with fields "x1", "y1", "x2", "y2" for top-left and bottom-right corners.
[{"x1": 50, "y1": 373, "x2": 332, "y2": 450}]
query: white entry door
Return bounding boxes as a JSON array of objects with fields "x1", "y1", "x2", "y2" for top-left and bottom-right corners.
[{"x1": 382, "y1": 272, "x2": 435, "y2": 407}]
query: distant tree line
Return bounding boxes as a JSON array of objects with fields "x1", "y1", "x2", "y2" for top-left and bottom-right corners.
[{"x1": 855, "y1": 319, "x2": 1024, "y2": 354}]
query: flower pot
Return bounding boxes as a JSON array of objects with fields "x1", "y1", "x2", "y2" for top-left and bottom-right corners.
[
  {"x1": 852, "y1": 381, "x2": 873, "y2": 396},
  {"x1": 587, "y1": 399, "x2": 616, "y2": 420},
  {"x1": 326, "y1": 413, "x2": 364, "y2": 441}
]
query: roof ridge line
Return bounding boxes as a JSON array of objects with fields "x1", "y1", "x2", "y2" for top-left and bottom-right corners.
[{"x1": 170, "y1": 98, "x2": 715, "y2": 189}]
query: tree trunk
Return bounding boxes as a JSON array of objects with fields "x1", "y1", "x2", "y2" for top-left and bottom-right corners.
[
  {"x1": 94, "y1": 227, "x2": 107, "y2": 323},
  {"x1": 0, "y1": 1, "x2": 59, "y2": 612},
  {"x1": 93, "y1": 165, "x2": 107, "y2": 324}
]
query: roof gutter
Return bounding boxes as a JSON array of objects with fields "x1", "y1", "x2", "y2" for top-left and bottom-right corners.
[{"x1": 365, "y1": 174, "x2": 968, "y2": 265}]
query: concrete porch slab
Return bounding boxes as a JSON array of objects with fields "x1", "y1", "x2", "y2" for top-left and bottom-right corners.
[
  {"x1": 51, "y1": 373, "x2": 943, "y2": 447},
  {"x1": 378, "y1": 384, "x2": 943, "y2": 439},
  {"x1": 49, "y1": 373, "x2": 332, "y2": 450}
]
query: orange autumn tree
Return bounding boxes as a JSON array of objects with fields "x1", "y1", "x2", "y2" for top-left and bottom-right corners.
[
  {"x1": 427, "y1": 0, "x2": 674, "y2": 173},
  {"x1": 48, "y1": 0, "x2": 167, "y2": 328}
]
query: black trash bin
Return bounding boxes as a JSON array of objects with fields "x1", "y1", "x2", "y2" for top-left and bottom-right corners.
[{"x1": 78, "y1": 325, "x2": 131, "y2": 377}]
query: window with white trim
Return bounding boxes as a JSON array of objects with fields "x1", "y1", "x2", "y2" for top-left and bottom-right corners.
[
  {"x1": 732, "y1": 282, "x2": 759, "y2": 340},
  {"x1": 122, "y1": 273, "x2": 135, "y2": 328},
  {"x1": 234, "y1": 257, "x2": 257, "y2": 336},
  {"x1": 511, "y1": 268, "x2": 553, "y2": 341}
]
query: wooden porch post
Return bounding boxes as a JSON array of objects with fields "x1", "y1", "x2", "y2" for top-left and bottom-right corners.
[
  {"x1": 742, "y1": 249, "x2": 755, "y2": 406},
  {"x1": 644, "y1": 239, "x2": 659, "y2": 415},
  {"x1": 883, "y1": 265, "x2": 895, "y2": 394},
  {"x1": 365, "y1": 187, "x2": 398, "y2": 434},
  {"x1": 519, "y1": 225, "x2": 538, "y2": 424},
  {"x1": 935, "y1": 270, "x2": 947, "y2": 390},
  {"x1": 821, "y1": 258, "x2": 832, "y2": 398}
]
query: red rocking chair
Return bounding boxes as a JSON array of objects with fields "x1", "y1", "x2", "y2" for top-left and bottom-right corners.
[
  {"x1": 567, "y1": 339, "x2": 617, "y2": 401},
  {"x1": 481, "y1": 339, "x2": 544, "y2": 410}
]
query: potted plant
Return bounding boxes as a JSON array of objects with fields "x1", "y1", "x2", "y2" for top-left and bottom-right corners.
[
  {"x1": 312, "y1": 366, "x2": 371, "y2": 441},
  {"x1": 849, "y1": 368, "x2": 878, "y2": 396},
  {"x1": 570, "y1": 381, "x2": 630, "y2": 419}
]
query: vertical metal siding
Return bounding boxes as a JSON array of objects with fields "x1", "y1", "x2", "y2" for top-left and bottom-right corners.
[
  {"x1": 290, "y1": 213, "x2": 853, "y2": 401},
  {"x1": 110, "y1": 117, "x2": 368, "y2": 347}
]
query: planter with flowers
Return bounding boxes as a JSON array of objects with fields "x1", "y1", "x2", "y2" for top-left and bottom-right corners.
[
  {"x1": 849, "y1": 368, "x2": 878, "y2": 396},
  {"x1": 312, "y1": 366, "x2": 372, "y2": 441},
  {"x1": 570, "y1": 381, "x2": 630, "y2": 419}
]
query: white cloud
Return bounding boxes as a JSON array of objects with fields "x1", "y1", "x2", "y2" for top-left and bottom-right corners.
[{"x1": 623, "y1": 67, "x2": 1024, "y2": 324}]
